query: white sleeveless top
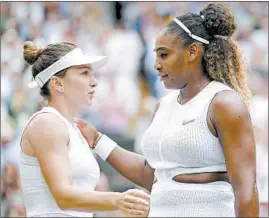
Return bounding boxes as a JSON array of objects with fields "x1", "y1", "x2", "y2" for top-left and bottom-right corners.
[
  {"x1": 19, "y1": 107, "x2": 100, "y2": 217},
  {"x1": 141, "y1": 81, "x2": 233, "y2": 182}
]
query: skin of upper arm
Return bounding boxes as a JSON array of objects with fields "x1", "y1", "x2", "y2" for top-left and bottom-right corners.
[
  {"x1": 26, "y1": 113, "x2": 71, "y2": 202},
  {"x1": 210, "y1": 90, "x2": 257, "y2": 197}
]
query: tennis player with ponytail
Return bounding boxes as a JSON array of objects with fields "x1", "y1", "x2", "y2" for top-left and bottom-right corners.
[{"x1": 77, "y1": 4, "x2": 259, "y2": 217}]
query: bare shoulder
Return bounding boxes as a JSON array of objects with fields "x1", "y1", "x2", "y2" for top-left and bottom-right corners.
[
  {"x1": 26, "y1": 113, "x2": 69, "y2": 151},
  {"x1": 209, "y1": 90, "x2": 250, "y2": 122},
  {"x1": 24, "y1": 113, "x2": 73, "y2": 197},
  {"x1": 209, "y1": 90, "x2": 255, "y2": 157},
  {"x1": 27, "y1": 112, "x2": 68, "y2": 138}
]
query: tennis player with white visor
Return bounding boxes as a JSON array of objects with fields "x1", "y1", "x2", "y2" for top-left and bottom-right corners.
[{"x1": 20, "y1": 41, "x2": 150, "y2": 217}]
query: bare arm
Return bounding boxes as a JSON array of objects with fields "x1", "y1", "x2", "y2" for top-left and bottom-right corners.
[
  {"x1": 210, "y1": 91, "x2": 259, "y2": 217},
  {"x1": 106, "y1": 147, "x2": 154, "y2": 192},
  {"x1": 77, "y1": 100, "x2": 162, "y2": 191},
  {"x1": 101, "y1": 100, "x2": 163, "y2": 192},
  {"x1": 26, "y1": 113, "x2": 149, "y2": 214}
]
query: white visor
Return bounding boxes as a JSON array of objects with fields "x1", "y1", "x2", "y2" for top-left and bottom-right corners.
[{"x1": 28, "y1": 48, "x2": 108, "y2": 88}]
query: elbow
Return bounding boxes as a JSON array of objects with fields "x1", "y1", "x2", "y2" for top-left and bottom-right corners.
[
  {"x1": 51, "y1": 186, "x2": 73, "y2": 210},
  {"x1": 56, "y1": 198, "x2": 70, "y2": 210}
]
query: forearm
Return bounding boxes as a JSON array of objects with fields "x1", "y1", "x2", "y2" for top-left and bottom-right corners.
[
  {"x1": 234, "y1": 185, "x2": 259, "y2": 217},
  {"x1": 106, "y1": 146, "x2": 154, "y2": 191},
  {"x1": 55, "y1": 186, "x2": 119, "y2": 212}
]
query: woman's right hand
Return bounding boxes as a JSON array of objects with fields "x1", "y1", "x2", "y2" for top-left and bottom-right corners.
[
  {"x1": 74, "y1": 118, "x2": 99, "y2": 148},
  {"x1": 115, "y1": 189, "x2": 150, "y2": 217}
]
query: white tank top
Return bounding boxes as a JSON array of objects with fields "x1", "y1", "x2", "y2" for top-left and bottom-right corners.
[
  {"x1": 19, "y1": 106, "x2": 100, "y2": 217},
  {"x1": 141, "y1": 81, "x2": 233, "y2": 182}
]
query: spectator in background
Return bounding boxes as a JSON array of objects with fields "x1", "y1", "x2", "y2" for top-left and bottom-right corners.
[
  {"x1": 1, "y1": 163, "x2": 26, "y2": 217},
  {"x1": 101, "y1": 18, "x2": 143, "y2": 136}
]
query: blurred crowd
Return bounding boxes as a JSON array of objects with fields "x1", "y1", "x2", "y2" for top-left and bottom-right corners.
[{"x1": 1, "y1": 1, "x2": 268, "y2": 217}]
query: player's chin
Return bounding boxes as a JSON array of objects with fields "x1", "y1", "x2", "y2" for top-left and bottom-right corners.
[{"x1": 163, "y1": 82, "x2": 177, "y2": 89}]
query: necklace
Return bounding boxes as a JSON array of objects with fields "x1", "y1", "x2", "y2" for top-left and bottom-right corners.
[{"x1": 177, "y1": 80, "x2": 211, "y2": 105}]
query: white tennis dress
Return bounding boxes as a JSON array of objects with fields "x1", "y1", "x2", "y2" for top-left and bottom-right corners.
[
  {"x1": 20, "y1": 106, "x2": 100, "y2": 217},
  {"x1": 141, "y1": 81, "x2": 236, "y2": 217}
]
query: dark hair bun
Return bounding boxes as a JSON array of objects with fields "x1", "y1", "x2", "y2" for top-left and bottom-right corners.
[
  {"x1": 200, "y1": 4, "x2": 236, "y2": 37},
  {"x1": 23, "y1": 41, "x2": 44, "y2": 65}
]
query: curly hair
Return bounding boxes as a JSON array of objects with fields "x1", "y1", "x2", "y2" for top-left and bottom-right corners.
[
  {"x1": 164, "y1": 3, "x2": 252, "y2": 106},
  {"x1": 23, "y1": 41, "x2": 76, "y2": 99}
]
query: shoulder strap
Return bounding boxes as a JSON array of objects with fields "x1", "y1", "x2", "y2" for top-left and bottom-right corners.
[{"x1": 20, "y1": 107, "x2": 72, "y2": 149}]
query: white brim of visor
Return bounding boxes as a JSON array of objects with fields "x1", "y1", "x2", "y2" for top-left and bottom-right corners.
[{"x1": 28, "y1": 48, "x2": 108, "y2": 88}]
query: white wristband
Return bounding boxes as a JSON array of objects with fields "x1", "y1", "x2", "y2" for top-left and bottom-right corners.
[{"x1": 93, "y1": 135, "x2": 117, "y2": 161}]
